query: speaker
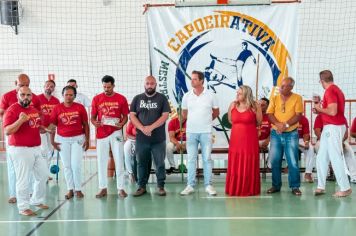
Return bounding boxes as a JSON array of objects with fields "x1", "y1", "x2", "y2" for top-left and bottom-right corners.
[{"x1": 0, "y1": 1, "x2": 19, "y2": 26}]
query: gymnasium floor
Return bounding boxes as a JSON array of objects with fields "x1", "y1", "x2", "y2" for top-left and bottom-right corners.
[{"x1": 0, "y1": 156, "x2": 356, "y2": 236}]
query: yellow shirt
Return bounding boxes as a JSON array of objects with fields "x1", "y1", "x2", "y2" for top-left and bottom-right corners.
[{"x1": 266, "y1": 93, "x2": 303, "y2": 132}]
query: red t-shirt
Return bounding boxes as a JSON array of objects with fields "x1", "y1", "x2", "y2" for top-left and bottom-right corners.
[
  {"x1": 126, "y1": 121, "x2": 136, "y2": 138},
  {"x1": 3, "y1": 103, "x2": 41, "y2": 147},
  {"x1": 91, "y1": 92, "x2": 129, "y2": 139},
  {"x1": 0, "y1": 89, "x2": 41, "y2": 111},
  {"x1": 50, "y1": 102, "x2": 88, "y2": 137},
  {"x1": 321, "y1": 84, "x2": 347, "y2": 125},
  {"x1": 38, "y1": 94, "x2": 60, "y2": 127},
  {"x1": 298, "y1": 115, "x2": 310, "y2": 138},
  {"x1": 259, "y1": 114, "x2": 271, "y2": 140},
  {"x1": 351, "y1": 118, "x2": 356, "y2": 134},
  {"x1": 168, "y1": 117, "x2": 187, "y2": 141},
  {"x1": 314, "y1": 115, "x2": 323, "y2": 130}
]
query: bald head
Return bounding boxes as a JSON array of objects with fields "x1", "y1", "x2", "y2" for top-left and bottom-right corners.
[
  {"x1": 279, "y1": 76, "x2": 295, "y2": 96},
  {"x1": 144, "y1": 76, "x2": 157, "y2": 96},
  {"x1": 17, "y1": 86, "x2": 32, "y2": 108},
  {"x1": 282, "y1": 77, "x2": 295, "y2": 87},
  {"x1": 15, "y1": 74, "x2": 30, "y2": 92}
]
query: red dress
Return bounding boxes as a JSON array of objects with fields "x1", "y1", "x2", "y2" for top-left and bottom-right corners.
[{"x1": 225, "y1": 107, "x2": 261, "y2": 196}]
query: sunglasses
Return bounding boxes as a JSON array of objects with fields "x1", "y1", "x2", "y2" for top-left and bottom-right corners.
[{"x1": 281, "y1": 102, "x2": 286, "y2": 113}]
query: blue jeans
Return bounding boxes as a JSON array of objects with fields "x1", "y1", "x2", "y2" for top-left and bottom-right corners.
[
  {"x1": 135, "y1": 141, "x2": 166, "y2": 188},
  {"x1": 186, "y1": 133, "x2": 212, "y2": 187},
  {"x1": 270, "y1": 129, "x2": 300, "y2": 189}
]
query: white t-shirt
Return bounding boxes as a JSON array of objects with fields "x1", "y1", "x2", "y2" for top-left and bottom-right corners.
[
  {"x1": 75, "y1": 92, "x2": 91, "y2": 108},
  {"x1": 181, "y1": 88, "x2": 219, "y2": 133}
]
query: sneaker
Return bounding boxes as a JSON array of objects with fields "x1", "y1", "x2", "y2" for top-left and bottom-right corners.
[
  {"x1": 205, "y1": 185, "x2": 217, "y2": 196},
  {"x1": 180, "y1": 185, "x2": 194, "y2": 196},
  {"x1": 350, "y1": 178, "x2": 356, "y2": 184}
]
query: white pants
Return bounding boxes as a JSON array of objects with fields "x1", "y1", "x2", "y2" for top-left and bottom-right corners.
[
  {"x1": 316, "y1": 124, "x2": 350, "y2": 191},
  {"x1": 166, "y1": 142, "x2": 181, "y2": 168},
  {"x1": 315, "y1": 140, "x2": 356, "y2": 179},
  {"x1": 8, "y1": 146, "x2": 47, "y2": 212},
  {"x1": 299, "y1": 139, "x2": 315, "y2": 174},
  {"x1": 343, "y1": 142, "x2": 356, "y2": 179},
  {"x1": 259, "y1": 139, "x2": 270, "y2": 168},
  {"x1": 124, "y1": 139, "x2": 135, "y2": 174},
  {"x1": 56, "y1": 134, "x2": 84, "y2": 191},
  {"x1": 96, "y1": 130, "x2": 125, "y2": 190},
  {"x1": 40, "y1": 132, "x2": 54, "y2": 171},
  {"x1": 5, "y1": 135, "x2": 16, "y2": 198}
]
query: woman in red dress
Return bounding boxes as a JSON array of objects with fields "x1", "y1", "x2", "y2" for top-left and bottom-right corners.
[{"x1": 225, "y1": 85, "x2": 262, "y2": 196}]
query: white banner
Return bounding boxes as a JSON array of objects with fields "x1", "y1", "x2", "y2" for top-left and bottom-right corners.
[{"x1": 147, "y1": 5, "x2": 298, "y2": 147}]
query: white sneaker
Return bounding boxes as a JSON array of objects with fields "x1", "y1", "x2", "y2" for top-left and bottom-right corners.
[
  {"x1": 351, "y1": 178, "x2": 356, "y2": 184},
  {"x1": 180, "y1": 185, "x2": 194, "y2": 196},
  {"x1": 205, "y1": 185, "x2": 217, "y2": 196}
]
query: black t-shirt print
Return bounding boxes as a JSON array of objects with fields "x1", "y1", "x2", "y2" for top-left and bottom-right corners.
[{"x1": 130, "y1": 92, "x2": 171, "y2": 143}]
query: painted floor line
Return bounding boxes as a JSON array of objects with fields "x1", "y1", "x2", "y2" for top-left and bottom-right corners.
[
  {"x1": 201, "y1": 196, "x2": 273, "y2": 199},
  {"x1": 2, "y1": 216, "x2": 356, "y2": 224},
  {"x1": 25, "y1": 171, "x2": 98, "y2": 236}
]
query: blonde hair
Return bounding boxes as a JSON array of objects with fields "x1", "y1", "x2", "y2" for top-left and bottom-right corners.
[{"x1": 237, "y1": 85, "x2": 256, "y2": 110}]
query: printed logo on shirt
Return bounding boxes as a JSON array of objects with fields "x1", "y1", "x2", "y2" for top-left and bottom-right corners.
[
  {"x1": 41, "y1": 104, "x2": 56, "y2": 115},
  {"x1": 28, "y1": 113, "x2": 41, "y2": 128},
  {"x1": 139, "y1": 100, "x2": 158, "y2": 110},
  {"x1": 99, "y1": 102, "x2": 119, "y2": 115},
  {"x1": 59, "y1": 112, "x2": 80, "y2": 125}
]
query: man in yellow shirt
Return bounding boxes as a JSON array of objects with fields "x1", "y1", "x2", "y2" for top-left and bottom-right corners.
[{"x1": 266, "y1": 77, "x2": 303, "y2": 196}]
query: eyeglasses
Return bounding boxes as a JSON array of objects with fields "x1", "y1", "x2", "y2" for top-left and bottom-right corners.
[{"x1": 281, "y1": 102, "x2": 286, "y2": 113}]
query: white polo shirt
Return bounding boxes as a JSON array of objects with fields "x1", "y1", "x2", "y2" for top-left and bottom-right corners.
[
  {"x1": 182, "y1": 88, "x2": 219, "y2": 133},
  {"x1": 75, "y1": 92, "x2": 91, "y2": 108}
]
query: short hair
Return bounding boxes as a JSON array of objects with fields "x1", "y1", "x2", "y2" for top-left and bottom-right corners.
[
  {"x1": 45, "y1": 80, "x2": 56, "y2": 86},
  {"x1": 101, "y1": 75, "x2": 115, "y2": 85},
  {"x1": 319, "y1": 70, "x2": 334, "y2": 83},
  {"x1": 242, "y1": 42, "x2": 248, "y2": 47},
  {"x1": 67, "y1": 79, "x2": 77, "y2": 84},
  {"x1": 192, "y1": 70, "x2": 204, "y2": 81},
  {"x1": 284, "y1": 76, "x2": 295, "y2": 87},
  {"x1": 62, "y1": 85, "x2": 77, "y2": 97},
  {"x1": 261, "y1": 97, "x2": 269, "y2": 106}
]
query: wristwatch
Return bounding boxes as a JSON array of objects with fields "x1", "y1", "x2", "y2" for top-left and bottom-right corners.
[{"x1": 285, "y1": 123, "x2": 290, "y2": 128}]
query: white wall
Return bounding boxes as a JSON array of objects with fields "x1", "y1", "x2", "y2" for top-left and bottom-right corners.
[{"x1": 0, "y1": 0, "x2": 355, "y2": 112}]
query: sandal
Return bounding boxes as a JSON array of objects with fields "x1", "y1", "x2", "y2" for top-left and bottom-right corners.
[{"x1": 65, "y1": 190, "x2": 74, "y2": 200}]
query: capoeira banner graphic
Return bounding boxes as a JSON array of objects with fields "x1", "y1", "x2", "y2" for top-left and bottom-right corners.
[{"x1": 147, "y1": 4, "x2": 298, "y2": 146}]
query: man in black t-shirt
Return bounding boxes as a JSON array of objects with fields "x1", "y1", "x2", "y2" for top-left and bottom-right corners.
[{"x1": 130, "y1": 76, "x2": 171, "y2": 197}]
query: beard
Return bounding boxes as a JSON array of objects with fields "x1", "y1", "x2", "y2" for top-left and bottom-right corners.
[
  {"x1": 145, "y1": 87, "x2": 156, "y2": 95},
  {"x1": 45, "y1": 89, "x2": 52, "y2": 96},
  {"x1": 20, "y1": 99, "x2": 31, "y2": 108}
]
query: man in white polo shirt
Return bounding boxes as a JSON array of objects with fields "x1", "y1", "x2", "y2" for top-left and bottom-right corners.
[
  {"x1": 66, "y1": 79, "x2": 91, "y2": 108},
  {"x1": 180, "y1": 70, "x2": 220, "y2": 196}
]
